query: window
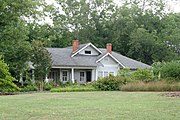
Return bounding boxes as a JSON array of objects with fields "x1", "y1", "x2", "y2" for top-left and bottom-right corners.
[
  {"x1": 104, "y1": 71, "x2": 108, "y2": 77},
  {"x1": 80, "y1": 72, "x2": 85, "y2": 81},
  {"x1": 48, "y1": 70, "x2": 59, "y2": 82},
  {"x1": 98, "y1": 71, "x2": 103, "y2": 77},
  {"x1": 85, "y1": 50, "x2": 91, "y2": 54},
  {"x1": 62, "y1": 71, "x2": 67, "y2": 81}
]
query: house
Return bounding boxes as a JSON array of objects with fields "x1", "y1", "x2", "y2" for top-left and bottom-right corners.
[{"x1": 46, "y1": 40, "x2": 151, "y2": 83}]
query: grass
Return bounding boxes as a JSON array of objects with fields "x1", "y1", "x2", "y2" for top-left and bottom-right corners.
[{"x1": 0, "y1": 92, "x2": 179, "y2": 120}]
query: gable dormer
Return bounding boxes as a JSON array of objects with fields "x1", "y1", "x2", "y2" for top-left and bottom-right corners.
[
  {"x1": 71, "y1": 41, "x2": 102, "y2": 57},
  {"x1": 79, "y1": 45, "x2": 100, "y2": 55}
]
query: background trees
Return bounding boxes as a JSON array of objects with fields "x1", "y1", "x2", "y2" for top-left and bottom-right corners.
[
  {"x1": 0, "y1": 0, "x2": 51, "y2": 82},
  {"x1": 49, "y1": 0, "x2": 179, "y2": 65},
  {"x1": 0, "y1": 0, "x2": 179, "y2": 83}
]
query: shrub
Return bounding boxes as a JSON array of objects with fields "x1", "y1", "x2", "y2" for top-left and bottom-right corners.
[
  {"x1": 0, "y1": 88, "x2": 17, "y2": 92},
  {"x1": 0, "y1": 56, "x2": 20, "y2": 92},
  {"x1": 44, "y1": 82, "x2": 54, "y2": 91},
  {"x1": 132, "y1": 69, "x2": 154, "y2": 82},
  {"x1": 161, "y1": 61, "x2": 180, "y2": 80},
  {"x1": 50, "y1": 85, "x2": 96, "y2": 92},
  {"x1": 118, "y1": 68, "x2": 132, "y2": 77},
  {"x1": 153, "y1": 61, "x2": 180, "y2": 81},
  {"x1": 20, "y1": 85, "x2": 38, "y2": 92},
  {"x1": 94, "y1": 75, "x2": 126, "y2": 91},
  {"x1": 121, "y1": 81, "x2": 180, "y2": 91}
]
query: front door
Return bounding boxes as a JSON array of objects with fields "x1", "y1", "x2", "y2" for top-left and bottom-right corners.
[{"x1": 86, "y1": 71, "x2": 91, "y2": 82}]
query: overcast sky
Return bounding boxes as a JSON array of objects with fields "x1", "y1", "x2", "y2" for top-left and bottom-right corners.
[
  {"x1": 114, "y1": 0, "x2": 180, "y2": 12},
  {"x1": 46, "y1": 0, "x2": 180, "y2": 12}
]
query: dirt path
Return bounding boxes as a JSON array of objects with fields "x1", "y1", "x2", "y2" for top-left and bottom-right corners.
[{"x1": 161, "y1": 92, "x2": 180, "y2": 98}]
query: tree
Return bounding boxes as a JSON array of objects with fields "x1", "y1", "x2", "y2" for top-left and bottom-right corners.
[
  {"x1": 31, "y1": 41, "x2": 52, "y2": 81},
  {"x1": 52, "y1": 0, "x2": 116, "y2": 47},
  {"x1": 110, "y1": 5, "x2": 139, "y2": 55},
  {"x1": 128, "y1": 28, "x2": 174, "y2": 65},
  {"x1": 0, "y1": 56, "x2": 20, "y2": 92},
  {"x1": 0, "y1": 0, "x2": 50, "y2": 80},
  {"x1": 0, "y1": 20, "x2": 32, "y2": 79},
  {"x1": 161, "y1": 13, "x2": 180, "y2": 55}
]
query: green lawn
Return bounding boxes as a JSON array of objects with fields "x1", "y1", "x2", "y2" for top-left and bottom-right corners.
[{"x1": 0, "y1": 92, "x2": 179, "y2": 120}]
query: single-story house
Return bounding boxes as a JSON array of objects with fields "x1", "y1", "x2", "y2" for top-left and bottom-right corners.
[{"x1": 46, "y1": 40, "x2": 151, "y2": 83}]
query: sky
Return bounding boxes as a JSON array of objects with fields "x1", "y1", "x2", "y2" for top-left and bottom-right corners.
[
  {"x1": 46, "y1": 0, "x2": 180, "y2": 12},
  {"x1": 114, "y1": 0, "x2": 180, "y2": 13}
]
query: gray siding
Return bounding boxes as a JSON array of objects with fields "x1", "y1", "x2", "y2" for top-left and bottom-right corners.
[{"x1": 96, "y1": 56, "x2": 120, "y2": 79}]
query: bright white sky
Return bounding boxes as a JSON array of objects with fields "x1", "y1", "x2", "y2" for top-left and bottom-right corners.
[
  {"x1": 114, "y1": 0, "x2": 180, "y2": 12},
  {"x1": 46, "y1": 0, "x2": 180, "y2": 12}
]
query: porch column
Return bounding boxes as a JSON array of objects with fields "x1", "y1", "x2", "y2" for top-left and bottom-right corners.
[
  {"x1": 31, "y1": 69, "x2": 35, "y2": 83},
  {"x1": 92, "y1": 69, "x2": 95, "y2": 82},
  {"x1": 19, "y1": 73, "x2": 23, "y2": 86},
  {"x1": 45, "y1": 74, "x2": 48, "y2": 83},
  {"x1": 71, "y1": 68, "x2": 75, "y2": 83},
  {"x1": 59, "y1": 68, "x2": 61, "y2": 82},
  {"x1": 95, "y1": 69, "x2": 98, "y2": 81}
]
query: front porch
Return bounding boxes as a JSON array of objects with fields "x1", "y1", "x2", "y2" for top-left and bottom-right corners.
[{"x1": 47, "y1": 67, "x2": 96, "y2": 83}]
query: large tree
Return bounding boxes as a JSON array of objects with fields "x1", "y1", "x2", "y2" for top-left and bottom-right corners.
[
  {"x1": 160, "y1": 13, "x2": 180, "y2": 55},
  {"x1": 0, "y1": 0, "x2": 49, "y2": 80},
  {"x1": 128, "y1": 28, "x2": 175, "y2": 65},
  {"x1": 51, "y1": 0, "x2": 116, "y2": 47}
]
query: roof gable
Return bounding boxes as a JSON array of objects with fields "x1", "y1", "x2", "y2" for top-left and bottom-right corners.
[
  {"x1": 71, "y1": 43, "x2": 102, "y2": 57},
  {"x1": 96, "y1": 53, "x2": 126, "y2": 68}
]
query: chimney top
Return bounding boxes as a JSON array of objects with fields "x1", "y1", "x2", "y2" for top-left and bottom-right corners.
[
  {"x1": 72, "y1": 40, "x2": 79, "y2": 52},
  {"x1": 106, "y1": 43, "x2": 112, "y2": 54}
]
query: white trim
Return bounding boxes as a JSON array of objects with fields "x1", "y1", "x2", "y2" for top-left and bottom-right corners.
[
  {"x1": 52, "y1": 66, "x2": 96, "y2": 69},
  {"x1": 96, "y1": 53, "x2": 126, "y2": 68},
  {"x1": 71, "y1": 43, "x2": 102, "y2": 57}
]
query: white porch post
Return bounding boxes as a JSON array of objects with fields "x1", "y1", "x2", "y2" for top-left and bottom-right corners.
[
  {"x1": 19, "y1": 73, "x2": 23, "y2": 86},
  {"x1": 95, "y1": 69, "x2": 98, "y2": 81},
  {"x1": 45, "y1": 74, "x2": 48, "y2": 82},
  {"x1": 71, "y1": 68, "x2": 75, "y2": 83},
  {"x1": 59, "y1": 68, "x2": 61, "y2": 82},
  {"x1": 31, "y1": 69, "x2": 35, "y2": 83},
  {"x1": 92, "y1": 69, "x2": 95, "y2": 82}
]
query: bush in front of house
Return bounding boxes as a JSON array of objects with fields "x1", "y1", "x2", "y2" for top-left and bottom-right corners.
[
  {"x1": 121, "y1": 81, "x2": 180, "y2": 91},
  {"x1": 153, "y1": 61, "x2": 180, "y2": 81},
  {"x1": 0, "y1": 56, "x2": 20, "y2": 92},
  {"x1": 160, "y1": 61, "x2": 180, "y2": 81},
  {"x1": 94, "y1": 75, "x2": 126, "y2": 91},
  {"x1": 0, "y1": 88, "x2": 18, "y2": 92},
  {"x1": 20, "y1": 85, "x2": 38, "y2": 92},
  {"x1": 50, "y1": 84, "x2": 96, "y2": 92},
  {"x1": 131, "y1": 68, "x2": 154, "y2": 82},
  {"x1": 20, "y1": 82, "x2": 38, "y2": 92},
  {"x1": 44, "y1": 82, "x2": 54, "y2": 91}
]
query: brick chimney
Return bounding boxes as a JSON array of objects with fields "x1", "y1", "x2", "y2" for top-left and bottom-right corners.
[
  {"x1": 106, "y1": 43, "x2": 112, "y2": 54},
  {"x1": 72, "y1": 40, "x2": 79, "y2": 52}
]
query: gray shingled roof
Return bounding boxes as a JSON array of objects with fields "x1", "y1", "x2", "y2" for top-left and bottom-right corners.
[{"x1": 47, "y1": 44, "x2": 151, "y2": 69}]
